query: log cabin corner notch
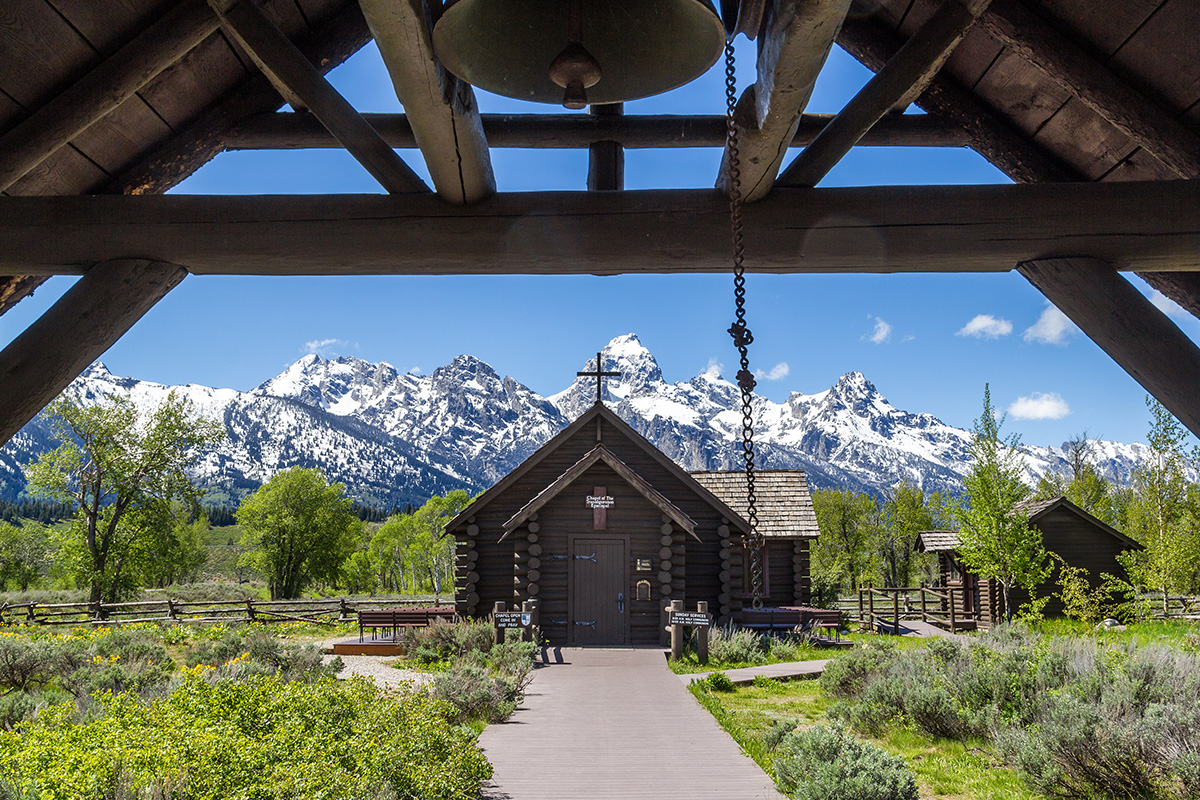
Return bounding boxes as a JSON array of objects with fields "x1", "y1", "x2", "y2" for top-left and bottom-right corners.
[{"x1": 443, "y1": 402, "x2": 820, "y2": 646}]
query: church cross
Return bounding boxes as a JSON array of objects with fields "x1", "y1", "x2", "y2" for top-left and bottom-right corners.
[{"x1": 578, "y1": 352, "x2": 621, "y2": 405}]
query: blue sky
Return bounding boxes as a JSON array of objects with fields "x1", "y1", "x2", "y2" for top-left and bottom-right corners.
[{"x1": 3, "y1": 40, "x2": 1197, "y2": 446}]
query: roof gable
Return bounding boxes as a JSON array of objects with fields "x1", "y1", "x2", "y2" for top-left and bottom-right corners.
[
  {"x1": 500, "y1": 443, "x2": 698, "y2": 539},
  {"x1": 1013, "y1": 495, "x2": 1143, "y2": 550},
  {"x1": 445, "y1": 402, "x2": 749, "y2": 535},
  {"x1": 690, "y1": 470, "x2": 819, "y2": 538}
]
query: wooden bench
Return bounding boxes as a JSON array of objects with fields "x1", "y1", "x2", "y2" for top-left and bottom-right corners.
[
  {"x1": 358, "y1": 606, "x2": 457, "y2": 642},
  {"x1": 741, "y1": 606, "x2": 842, "y2": 639}
]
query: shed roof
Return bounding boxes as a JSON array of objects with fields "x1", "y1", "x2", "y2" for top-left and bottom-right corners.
[
  {"x1": 915, "y1": 530, "x2": 963, "y2": 553},
  {"x1": 689, "y1": 470, "x2": 820, "y2": 539},
  {"x1": 915, "y1": 495, "x2": 1143, "y2": 552}
]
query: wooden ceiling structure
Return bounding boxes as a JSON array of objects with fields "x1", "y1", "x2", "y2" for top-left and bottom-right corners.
[{"x1": 1, "y1": 0, "x2": 1198, "y2": 448}]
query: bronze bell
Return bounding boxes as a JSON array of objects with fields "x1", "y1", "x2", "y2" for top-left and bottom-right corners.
[{"x1": 432, "y1": 0, "x2": 727, "y2": 108}]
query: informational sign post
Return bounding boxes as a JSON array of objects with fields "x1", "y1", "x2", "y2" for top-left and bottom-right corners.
[
  {"x1": 494, "y1": 612, "x2": 533, "y2": 629},
  {"x1": 667, "y1": 600, "x2": 711, "y2": 664}
]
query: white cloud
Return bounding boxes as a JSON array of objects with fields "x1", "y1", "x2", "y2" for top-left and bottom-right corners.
[
  {"x1": 408, "y1": 366, "x2": 422, "y2": 375},
  {"x1": 755, "y1": 362, "x2": 790, "y2": 381},
  {"x1": 866, "y1": 316, "x2": 892, "y2": 344},
  {"x1": 956, "y1": 314, "x2": 1013, "y2": 339},
  {"x1": 703, "y1": 358, "x2": 724, "y2": 379},
  {"x1": 1023, "y1": 304, "x2": 1079, "y2": 345},
  {"x1": 303, "y1": 338, "x2": 357, "y2": 357},
  {"x1": 1149, "y1": 289, "x2": 1188, "y2": 319},
  {"x1": 1008, "y1": 392, "x2": 1071, "y2": 420}
]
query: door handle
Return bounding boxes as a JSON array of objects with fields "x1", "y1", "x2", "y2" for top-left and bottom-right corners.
[{"x1": 617, "y1": 592, "x2": 624, "y2": 613}]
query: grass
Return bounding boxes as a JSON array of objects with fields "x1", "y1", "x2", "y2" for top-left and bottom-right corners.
[
  {"x1": 689, "y1": 674, "x2": 1040, "y2": 800},
  {"x1": 668, "y1": 629, "x2": 932, "y2": 674},
  {"x1": 1029, "y1": 616, "x2": 1200, "y2": 648}
]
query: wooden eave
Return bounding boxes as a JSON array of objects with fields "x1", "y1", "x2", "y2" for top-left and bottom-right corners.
[{"x1": 499, "y1": 443, "x2": 699, "y2": 541}]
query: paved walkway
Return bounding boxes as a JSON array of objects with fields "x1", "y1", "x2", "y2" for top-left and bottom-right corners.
[
  {"x1": 679, "y1": 658, "x2": 830, "y2": 686},
  {"x1": 478, "y1": 648, "x2": 784, "y2": 800},
  {"x1": 875, "y1": 619, "x2": 970, "y2": 640}
]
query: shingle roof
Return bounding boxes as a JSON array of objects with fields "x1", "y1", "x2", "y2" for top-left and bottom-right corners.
[
  {"x1": 689, "y1": 470, "x2": 819, "y2": 539},
  {"x1": 915, "y1": 530, "x2": 962, "y2": 553},
  {"x1": 1011, "y1": 497, "x2": 1060, "y2": 519}
]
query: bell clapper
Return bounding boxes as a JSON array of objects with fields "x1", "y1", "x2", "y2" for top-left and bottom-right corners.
[{"x1": 549, "y1": 0, "x2": 601, "y2": 109}]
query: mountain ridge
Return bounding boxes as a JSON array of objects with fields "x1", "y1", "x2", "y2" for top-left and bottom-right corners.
[{"x1": 0, "y1": 334, "x2": 1151, "y2": 506}]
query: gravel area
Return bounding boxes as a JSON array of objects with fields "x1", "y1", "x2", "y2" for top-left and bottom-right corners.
[{"x1": 322, "y1": 654, "x2": 431, "y2": 687}]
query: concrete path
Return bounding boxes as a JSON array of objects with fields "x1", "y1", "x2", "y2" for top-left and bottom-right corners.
[
  {"x1": 479, "y1": 648, "x2": 784, "y2": 800},
  {"x1": 679, "y1": 658, "x2": 830, "y2": 686}
]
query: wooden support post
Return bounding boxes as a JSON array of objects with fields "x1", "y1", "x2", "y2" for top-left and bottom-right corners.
[
  {"x1": 669, "y1": 599, "x2": 684, "y2": 661},
  {"x1": 209, "y1": 0, "x2": 427, "y2": 194},
  {"x1": 521, "y1": 599, "x2": 538, "y2": 643},
  {"x1": 0, "y1": 260, "x2": 186, "y2": 447},
  {"x1": 1018, "y1": 257, "x2": 1200, "y2": 440},
  {"x1": 920, "y1": 583, "x2": 927, "y2": 623},
  {"x1": 949, "y1": 589, "x2": 956, "y2": 632},
  {"x1": 494, "y1": 601, "x2": 506, "y2": 645},
  {"x1": 779, "y1": 0, "x2": 990, "y2": 187},
  {"x1": 358, "y1": 0, "x2": 494, "y2": 203},
  {"x1": 717, "y1": 0, "x2": 851, "y2": 201},
  {"x1": 893, "y1": 591, "x2": 900, "y2": 636},
  {"x1": 978, "y1": 0, "x2": 1200, "y2": 179},
  {"x1": 867, "y1": 585, "x2": 874, "y2": 632},
  {"x1": 587, "y1": 104, "x2": 624, "y2": 191},
  {"x1": 696, "y1": 601, "x2": 709, "y2": 666},
  {"x1": 0, "y1": 0, "x2": 221, "y2": 193},
  {"x1": 857, "y1": 588, "x2": 864, "y2": 630}
]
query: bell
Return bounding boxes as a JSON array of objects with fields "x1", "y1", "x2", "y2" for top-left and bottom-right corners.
[{"x1": 432, "y1": 0, "x2": 727, "y2": 108}]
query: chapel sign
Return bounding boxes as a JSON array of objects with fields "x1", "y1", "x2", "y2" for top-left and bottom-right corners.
[{"x1": 586, "y1": 495, "x2": 615, "y2": 509}]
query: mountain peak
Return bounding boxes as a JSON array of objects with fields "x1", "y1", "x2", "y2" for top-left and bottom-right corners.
[{"x1": 81, "y1": 362, "x2": 113, "y2": 379}]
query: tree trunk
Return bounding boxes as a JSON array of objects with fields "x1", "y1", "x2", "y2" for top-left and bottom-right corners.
[{"x1": 1003, "y1": 582, "x2": 1012, "y2": 623}]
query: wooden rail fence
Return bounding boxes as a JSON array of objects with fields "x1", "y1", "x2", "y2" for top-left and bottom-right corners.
[
  {"x1": 0, "y1": 597, "x2": 442, "y2": 627},
  {"x1": 850, "y1": 585, "x2": 973, "y2": 633}
]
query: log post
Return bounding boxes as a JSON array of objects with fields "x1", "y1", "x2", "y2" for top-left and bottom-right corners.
[
  {"x1": 920, "y1": 583, "x2": 927, "y2": 623},
  {"x1": 669, "y1": 599, "x2": 684, "y2": 661},
  {"x1": 867, "y1": 585, "x2": 874, "y2": 631},
  {"x1": 949, "y1": 589, "x2": 957, "y2": 632},
  {"x1": 493, "y1": 601, "x2": 507, "y2": 645},
  {"x1": 858, "y1": 587, "x2": 864, "y2": 630},
  {"x1": 521, "y1": 599, "x2": 538, "y2": 643},
  {"x1": 893, "y1": 590, "x2": 900, "y2": 636},
  {"x1": 696, "y1": 601, "x2": 709, "y2": 666}
]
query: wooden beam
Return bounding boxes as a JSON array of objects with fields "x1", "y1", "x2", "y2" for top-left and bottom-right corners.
[
  {"x1": 716, "y1": 0, "x2": 851, "y2": 201},
  {"x1": 0, "y1": 0, "x2": 220, "y2": 193},
  {"x1": 834, "y1": 15, "x2": 1080, "y2": 183},
  {"x1": 779, "y1": 0, "x2": 991, "y2": 187},
  {"x1": 2, "y1": 180, "x2": 1198, "y2": 276},
  {"x1": 208, "y1": 0, "x2": 427, "y2": 194},
  {"x1": 105, "y1": 3, "x2": 373, "y2": 195},
  {"x1": 0, "y1": 260, "x2": 186, "y2": 446},
  {"x1": 358, "y1": 0, "x2": 494, "y2": 203},
  {"x1": 978, "y1": 0, "x2": 1200, "y2": 179},
  {"x1": 588, "y1": 105, "x2": 624, "y2": 191},
  {"x1": 224, "y1": 110, "x2": 975, "y2": 150},
  {"x1": 1018, "y1": 257, "x2": 1200, "y2": 439}
]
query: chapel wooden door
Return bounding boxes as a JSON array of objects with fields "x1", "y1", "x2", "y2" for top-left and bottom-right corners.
[{"x1": 570, "y1": 538, "x2": 627, "y2": 645}]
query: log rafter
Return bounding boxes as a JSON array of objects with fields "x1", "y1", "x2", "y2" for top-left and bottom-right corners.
[
  {"x1": 1, "y1": 180, "x2": 1196, "y2": 277},
  {"x1": 358, "y1": 0, "x2": 494, "y2": 203},
  {"x1": 978, "y1": 0, "x2": 1200, "y2": 179},
  {"x1": 0, "y1": 260, "x2": 187, "y2": 444},
  {"x1": 0, "y1": 0, "x2": 222, "y2": 194},
  {"x1": 1019, "y1": 257, "x2": 1200, "y2": 440},
  {"x1": 779, "y1": 0, "x2": 993, "y2": 187},
  {"x1": 716, "y1": 0, "x2": 852, "y2": 201},
  {"x1": 208, "y1": 0, "x2": 427, "y2": 194}
]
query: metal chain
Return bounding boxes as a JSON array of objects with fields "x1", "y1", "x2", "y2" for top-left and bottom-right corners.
[{"x1": 723, "y1": 40, "x2": 763, "y2": 610}]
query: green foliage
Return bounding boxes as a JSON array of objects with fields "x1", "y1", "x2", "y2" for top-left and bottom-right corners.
[
  {"x1": 1118, "y1": 398, "x2": 1200, "y2": 614},
  {"x1": 879, "y1": 482, "x2": 942, "y2": 589},
  {"x1": 773, "y1": 724, "x2": 919, "y2": 800},
  {"x1": 703, "y1": 671, "x2": 736, "y2": 692},
  {"x1": 25, "y1": 392, "x2": 223, "y2": 603},
  {"x1": 1033, "y1": 431, "x2": 1120, "y2": 525},
  {"x1": 0, "y1": 673, "x2": 491, "y2": 800},
  {"x1": 236, "y1": 468, "x2": 361, "y2": 599},
  {"x1": 0, "y1": 521, "x2": 51, "y2": 592},
  {"x1": 429, "y1": 641, "x2": 537, "y2": 725},
  {"x1": 956, "y1": 385, "x2": 1051, "y2": 622},
  {"x1": 183, "y1": 627, "x2": 341, "y2": 683},
  {"x1": 1053, "y1": 554, "x2": 1116, "y2": 625},
  {"x1": 708, "y1": 624, "x2": 769, "y2": 665},
  {"x1": 400, "y1": 618, "x2": 496, "y2": 664},
  {"x1": 813, "y1": 489, "x2": 882, "y2": 592},
  {"x1": 366, "y1": 491, "x2": 473, "y2": 595}
]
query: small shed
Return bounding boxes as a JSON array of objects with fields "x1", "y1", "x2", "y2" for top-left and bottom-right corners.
[
  {"x1": 916, "y1": 495, "x2": 1143, "y2": 628},
  {"x1": 445, "y1": 401, "x2": 819, "y2": 646}
]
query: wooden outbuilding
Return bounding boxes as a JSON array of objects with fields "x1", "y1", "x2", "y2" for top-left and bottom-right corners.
[
  {"x1": 445, "y1": 401, "x2": 820, "y2": 646},
  {"x1": 916, "y1": 495, "x2": 1142, "y2": 628}
]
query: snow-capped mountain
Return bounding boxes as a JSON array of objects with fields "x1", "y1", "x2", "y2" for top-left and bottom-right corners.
[{"x1": 1, "y1": 334, "x2": 1153, "y2": 506}]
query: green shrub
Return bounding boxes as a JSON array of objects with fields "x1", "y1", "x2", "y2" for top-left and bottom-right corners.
[
  {"x1": 184, "y1": 628, "x2": 339, "y2": 683},
  {"x1": 430, "y1": 657, "x2": 518, "y2": 724},
  {"x1": 764, "y1": 718, "x2": 797, "y2": 752},
  {"x1": 708, "y1": 625, "x2": 768, "y2": 665},
  {"x1": 0, "y1": 636, "x2": 58, "y2": 694},
  {"x1": 401, "y1": 619, "x2": 494, "y2": 663},
  {"x1": 818, "y1": 642, "x2": 896, "y2": 699},
  {"x1": 704, "y1": 671, "x2": 736, "y2": 692},
  {"x1": 773, "y1": 724, "x2": 918, "y2": 800},
  {"x1": 0, "y1": 673, "x2": 490, "y2": 800},
  {"x1": 487, "y1": 640, "x2": 537, "y2": 698}
]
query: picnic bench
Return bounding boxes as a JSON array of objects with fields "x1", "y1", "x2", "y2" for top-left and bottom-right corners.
[
  {"x1": 358, "y1": 606, "x2": 457, "y2": 642},
  {"x1": 740, "y1": 606, "x2": 842, "y2": 639}
]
